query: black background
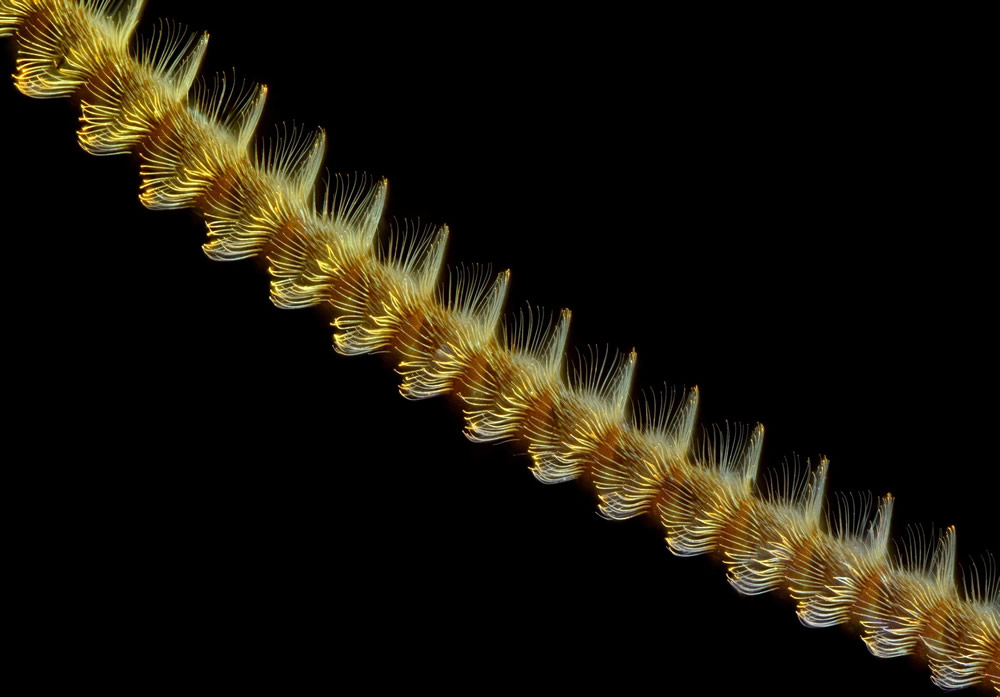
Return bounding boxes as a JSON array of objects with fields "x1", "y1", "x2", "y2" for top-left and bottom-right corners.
[{"x1": 3, "y1": 2, "x2": 994, "y2": 694}]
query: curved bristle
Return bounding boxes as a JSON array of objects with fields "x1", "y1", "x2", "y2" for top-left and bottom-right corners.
[{"x1": 2, "y1": 4, "x2": 994, "y2": 693}]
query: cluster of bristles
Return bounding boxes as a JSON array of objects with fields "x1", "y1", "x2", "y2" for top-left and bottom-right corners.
[{"x1": 2, "y1": 1, "x2": 997, "y2": 691}]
